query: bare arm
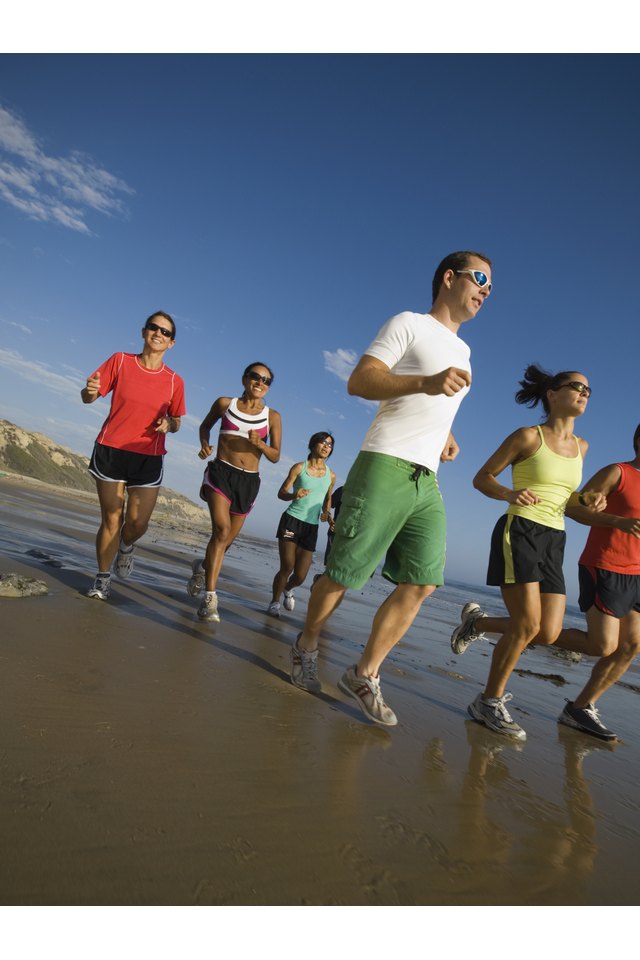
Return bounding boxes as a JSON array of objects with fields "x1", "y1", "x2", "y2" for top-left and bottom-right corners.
[
  {"x1": 440, "y1": 432, "x2": 460, "y2": 463},
  {"x1": 277, "y1": 462, "x2": 305, "y2": 501},
  {"x1": 473, "y1": 427, "x2": 542, "y2": 505},
  {"x1": 198, "y1": 397, "x2": 230, "y2": 460},
  {"x1": 250, "y1": 408, "x2": 282, "y2": 464},
  {"x1": 347, "y1": 354, "x2": 471, "y2": 401},
  {"x1": 566, "y1": 463, "x2": 640, "y2": 535},
  {"x1": 321, "y1": 470, "x2": 337, "y2": 521}
]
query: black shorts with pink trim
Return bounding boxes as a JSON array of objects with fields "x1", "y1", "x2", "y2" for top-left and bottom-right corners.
[
  {"x1": 89, "y1": 442, "x2": 163, "y2": 488},
  {"x1": 578, "y1": 564, "x2": 640, "y2": 618},
  {"x1": 199, "y1": 458, "x2": 261, "y2": 516}
]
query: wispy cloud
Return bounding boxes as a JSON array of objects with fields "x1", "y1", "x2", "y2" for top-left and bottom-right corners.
[
  {"x1": 323, "y1": 347, "x2": 358, "y2": 382},
  {"x1": 0, "y1": 103, "x2": 134, "y2": 234},
  {"x1": 0, "y1": 347, "x2": 82, "y2": 403},
  {"x1": 1, "y1": 318, "x2": 32, "y2": 334}
]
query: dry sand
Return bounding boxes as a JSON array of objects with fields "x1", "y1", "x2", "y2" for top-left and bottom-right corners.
[{"x1": 1, "y1": 474, "x2": 640, "y2": 906}]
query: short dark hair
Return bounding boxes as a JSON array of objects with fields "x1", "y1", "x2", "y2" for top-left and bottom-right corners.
[
  {"x1": 145, "y1": 311, "x2": 176, "y2": 339},
  {"x1": 431, "y1": 250, "x2": 492, "y2": 303},
  {"x1": 515, "y1": 363, "x2": 583, "y2": 416},
  {"x1": 308, "y1": 432, "x2": 334, "y2": 457},
  {"x1": 243, "y1": 362, "x2": 274, "y2": 382},
  {"x1": 633, "y1": 424, "x2": 640, "y2": 455}
]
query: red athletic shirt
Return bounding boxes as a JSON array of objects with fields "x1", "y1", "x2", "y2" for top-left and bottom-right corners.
[
  {"x1": 92, "y1": 352, "x2": 186, "y2": 456},
  {"x1": 579, "y1": 462, "x2": 640, "y2": 574}
]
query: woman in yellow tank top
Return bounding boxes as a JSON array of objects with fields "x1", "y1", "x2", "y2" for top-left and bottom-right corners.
[{"x1": 449, "y1": 363, "x2": 604, "y2": 741}]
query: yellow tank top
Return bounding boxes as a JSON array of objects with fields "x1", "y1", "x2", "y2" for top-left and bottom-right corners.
[{"x1": 507, "y1": 425, "x2": 583, "y2": 530}]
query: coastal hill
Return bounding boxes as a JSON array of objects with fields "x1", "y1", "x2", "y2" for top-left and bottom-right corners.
[{"x1": 0, "y1": 419, "x2": 207, "y2": 525}]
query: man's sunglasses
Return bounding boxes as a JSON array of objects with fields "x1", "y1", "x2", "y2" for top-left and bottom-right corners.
[
  {"x1": 455, "y1": 269, "x2": 492, "y2": 293},
  {"x1": 246, "y1": 371, "x2": 273, "y2": 387},
  {"x1": 145, "y1": 322, "x2": 174, "y2": 339},
  {"x1": 559, "y1": 381, "x2": 592, "y2": 398}
]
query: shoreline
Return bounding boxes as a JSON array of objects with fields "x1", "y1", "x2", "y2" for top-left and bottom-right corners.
[{"x1": 1, "y1": 475, "x2": 639, "y2": 905}]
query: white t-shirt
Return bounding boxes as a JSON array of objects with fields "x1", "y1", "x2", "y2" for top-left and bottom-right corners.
[{"x1": 360, "y1": 311, "x2": 471, "y2": 472}]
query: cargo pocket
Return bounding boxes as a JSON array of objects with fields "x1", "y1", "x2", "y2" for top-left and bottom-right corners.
[{"x1": 338, "y1": 495, "x2": 367, "y2": 538}]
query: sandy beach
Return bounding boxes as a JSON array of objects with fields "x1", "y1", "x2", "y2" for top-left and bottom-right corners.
[{"x1": 1, "y1": 473, "x2": 639, "y2": 906}]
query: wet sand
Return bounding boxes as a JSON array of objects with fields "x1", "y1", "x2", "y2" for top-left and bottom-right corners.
[{"x1": 1, "y1": 474, "x2": 640, "y2": 906}]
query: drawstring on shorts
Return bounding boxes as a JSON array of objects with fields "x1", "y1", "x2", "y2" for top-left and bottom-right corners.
[{"x1": 408, "y1": 463, "x2": 430, "y2": 487}]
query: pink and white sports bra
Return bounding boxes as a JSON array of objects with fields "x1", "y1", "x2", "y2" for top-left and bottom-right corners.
[{"x1": 219, "y1": 397, "x2": 270, "y2": 441}]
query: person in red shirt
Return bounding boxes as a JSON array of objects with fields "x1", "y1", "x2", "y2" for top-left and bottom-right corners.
[
  {"x1": 556, "y1": 423, "x2": 640, "y2": 740},
  {"x1": 81, "y1": 311, "x2": 186, "y2": 600}
]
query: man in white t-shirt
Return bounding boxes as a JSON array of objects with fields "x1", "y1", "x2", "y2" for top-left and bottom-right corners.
[{"x1": 290, "y1": 250, "x2": 493, "y2": 725}]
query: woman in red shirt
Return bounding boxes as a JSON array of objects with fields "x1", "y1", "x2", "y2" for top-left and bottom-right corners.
[{"x1": 81, "y1": 311, "x2": 186, "y2": 600}]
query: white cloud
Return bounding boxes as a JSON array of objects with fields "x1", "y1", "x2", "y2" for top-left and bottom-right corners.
[
  {"x1": 0, "y1": 103, "x2": 134, "y2": 234},
  {"x1": 1, "y1": 318, "x2": 32, "y2": 334},
  {"x1": 323, "y1": 347, "x2": 358, "y2": 382},
  {"x1": 0, "y1": 347, "x2": 82, "y2": 403}
]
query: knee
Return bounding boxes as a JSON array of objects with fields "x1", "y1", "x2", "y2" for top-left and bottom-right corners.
[
  {"x1": 212, "y1": 522, "x2": 232, "y2": 545},
  {"x1": 516, "y1": 616, "x2": 542, "y2": 646},
  {"x1": 124, "y1": 518, "x2": 148, "y2": 541},
  {"x1": 534, "y1": 625, "x2": 560, "y2": 647}
]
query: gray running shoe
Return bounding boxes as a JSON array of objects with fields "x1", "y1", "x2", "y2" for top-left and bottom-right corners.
[
  {"x1": 267, "y1": 601, "x2": 281, "y2": 617},
  {"x1": 283, "y1": 590, "x2": 295, "y2": 611},
  {"x1": 87, "y1": 574, "x2": 111, "y2": 601},
  {"x1": 338, "y1": 666, "x2": 398, "y2": 726},
  {"x1": 197, "y1": 591, "x2": 220, "y2": 622},
  {"x1": 290, "y1": 634, "x2": 320, "y2": 693},
  {"x1": 114, "y1": 543, "x2": 135, "y2": 580},
  {"x1": 187, "y1": 558, "x2": 206, "y2": 597},
  {"x1": 558, "y1": 700, "x2": 616, "y2": 741},
  {"x1": 451, "y1": 601, "x2": 488, "y2": 655},
  {"x1": 468, "y1": 692, "x2": 526, "y2": 741}
]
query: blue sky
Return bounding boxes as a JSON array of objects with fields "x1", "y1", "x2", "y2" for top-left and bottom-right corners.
[{"x1": 1, "y1": 53, "x2": 639, "y2": 602}]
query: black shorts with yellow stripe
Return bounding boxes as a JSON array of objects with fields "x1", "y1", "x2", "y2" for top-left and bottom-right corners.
[{"x1": 487, "y1": 514, "x2": 566, "y2": 595}]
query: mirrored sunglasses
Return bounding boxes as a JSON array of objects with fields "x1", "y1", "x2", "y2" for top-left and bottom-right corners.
[{"x1": 455, "y1": 269, "x2": 492, "y2": 293}]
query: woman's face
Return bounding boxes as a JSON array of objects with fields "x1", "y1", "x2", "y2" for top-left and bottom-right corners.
[
  {"x1": 243, "y1": 366, "x2": 272, "y2": 400},
  {"x1": 549, "y1": 373, "x2": 591, "y2": 418}
]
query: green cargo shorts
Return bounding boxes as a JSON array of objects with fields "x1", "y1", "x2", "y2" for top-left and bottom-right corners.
[{"x1": 326, "y1": 451, "x2": 446, "y2": 590}]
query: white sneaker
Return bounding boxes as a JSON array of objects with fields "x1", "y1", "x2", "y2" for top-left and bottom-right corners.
[
  {"x1": 267, "y1": 601, "x2": 281, "y2": 617},
  {"x1": 114, "y1": 542, "x2": 135, "y2": 580},
  {"x1": 283, "y1": 590, "x2": 295, "y2": 611},
  {"x1": 337, "y1": 666, "x2": 398, "y2": 726},
  {"x1": 87, "y1": 574, "x2": 111, "y2": 601},
  {"x1": 451, "y1": 601, "x2": 487, "y2": 655},
  {"x1": 468, "y1": 692, "x2": 526, "y2": 741},
  {"x1": 290, "y1": 634, "x2": 320, "y2": 693},
  {"x1": 197, "y1": 591, "x2": 220, "y2": 622},
  {"x1": 187, "y1": 558, "x2": 206, "y2": 597}
]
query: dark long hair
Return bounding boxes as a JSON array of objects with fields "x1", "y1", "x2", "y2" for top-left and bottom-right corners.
[{"x1": 515, "y1": 363, "x2": 580, "y2": 416}]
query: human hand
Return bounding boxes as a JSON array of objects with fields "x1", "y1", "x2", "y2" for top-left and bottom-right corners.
[
  {"x1": 509, "y1": 487, "x2": 540, "y2": 506},
  {"x1": 198, "y1": 442, "x2": 214, "y2": 460},
  {"x1": 84, "y1": 372, "x2": 100, "y2": 399},
  {"x1": 248, "y1": 430, "x2": 263, "y2": 449},
  {"x1": 294, "y1": 488, "x2": 310, "y2": 500},
  {"x1": 440, "y1": 435, "x2": 460, "y2": 462},
  {"x1": 423, "y1": 367, "x2": 471, "y2": 397}
]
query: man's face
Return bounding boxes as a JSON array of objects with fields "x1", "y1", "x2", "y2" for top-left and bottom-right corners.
[{"x1": 449, "y1": 256, "x2": 492, "y2": 322}]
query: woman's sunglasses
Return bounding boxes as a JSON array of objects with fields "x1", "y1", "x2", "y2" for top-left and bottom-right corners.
[
  {"x1": 559, "y1": 381, "x2": 592, "y2": 398},
  {"x1": 455, "y1": 269, "x2": 492, "y2": 293},
  {"x1": 246, "y1": 371, "x2": 273, "y2": 387},
  {"x1": 145, "y1": 322, "x2": 174, "y2": 339}
]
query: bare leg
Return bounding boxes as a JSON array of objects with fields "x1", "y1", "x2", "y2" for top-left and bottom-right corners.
[
  {"x1": 121, "y1": 486, "x2": 160, "y2": 546},
  {"x1": 357, "y1": 583, "x2": 435, "y2": 677},
  {"x1": 483, "y1": 583, "x2": 543, "y2": 699},
  {"x1": 554, "y1": 605, "x2": 620, "y2": 658},
  {"x1": 285, "y1": 547, "x2": 313, "y2": 590},
  {"x1": 94, "y1": 479, "x2": 126, "y2": 571},
  {"x1": 271, "y1": 539, "x2": 297, "y2": 603},
  {"x1": 298, "y1": 574, "x2": 347, "y2": 652},
  {"x1": 204, "y1": 493, "x2": 247, "y2": 591},
  {"x1": 574, "y1": 610, "x2": 639, "y2": 707}
]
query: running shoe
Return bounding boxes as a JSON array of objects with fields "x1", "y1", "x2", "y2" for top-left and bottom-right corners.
[
  {"x1": 290, "y1": 634, "x2": 321, "y2": 693},
  {"x1": 558, "y1": 700, "x2": 616, "y2": 741},
  {"x1": 197, "y1": 591, "x2": 220, "y2": 622},
  {"x1": 338, "y1": 666, "x2": 398, "y2": 726},
  {"x1": 450, "y1": 601, "x2": 488, "y2": 655},
  {"x1": 114, "y1": 542, "x2": 135, "y2": 580},
  {"x1": 267, "y1": 601, "x2": 281, "y2": 617},
  {"x1": 468, "y1": 692, "x2": 526, "y2": 741},
  {"x1": 87, "y1": 574, "x2": 111, "y2": 601},
  {"x1": 283, "y1": 590, "x2": 295, "y2": 611},
  {"x1": 186, "y1": 558, "x2": 206, "y2": 597}
]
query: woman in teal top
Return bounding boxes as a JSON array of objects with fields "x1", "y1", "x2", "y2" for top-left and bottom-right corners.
[
  {"x1": 268, "y1": 432, "x2": 336, "y2": 617},
  {"x1": 450, "y1": 364, "x2": 603, "y2": 741}
]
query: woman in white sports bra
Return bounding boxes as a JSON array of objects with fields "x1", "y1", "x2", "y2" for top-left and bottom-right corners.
[{"x1": 187, "y1": 362, "x2": 282, "y2": 623}]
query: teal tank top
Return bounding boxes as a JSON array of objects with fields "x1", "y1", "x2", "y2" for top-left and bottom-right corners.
[
  {"x1": 507, "y1": 425, "x2": 582, "y2": 531},
  {"x1": 286, "y1": 461, "x2": 332, "y2": 525}
]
